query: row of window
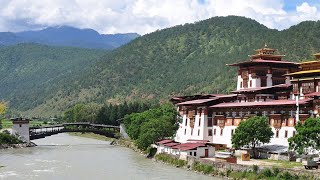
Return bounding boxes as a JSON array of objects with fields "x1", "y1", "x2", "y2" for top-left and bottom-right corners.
[
  {"x1": 208, "y1": 129, "x2": 232, "y2": 136},
  {"x1": 206, "y1": 129, "x2": 296, "y2": 139},
  {"x1": 184, "y1": 128, "x2": 296, "y2": 139},
  {"x1": 275, "y1": 130, "x2": 295, "y2": 138},
  {"x1": 189, "y1": 151, "x2": 197, "y2": 156},
  {"x1": 184, "y1": 129, "x2": 201, "y2": 136}
]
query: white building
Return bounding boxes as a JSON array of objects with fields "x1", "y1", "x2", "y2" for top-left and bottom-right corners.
[
  {"x1": 11, "y1": 118, "x2": 30, "y2": 143},
  {"x1": 172, "y1": 46, "x2": 318, "y2": 149},
  {"x1": 156, "y1": 139, "x2": 215, "y2": 160}
]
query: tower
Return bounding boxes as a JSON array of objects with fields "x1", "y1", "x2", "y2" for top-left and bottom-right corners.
[{"x1": 11, "y1": 117, "x2": 30, "y2": 143}]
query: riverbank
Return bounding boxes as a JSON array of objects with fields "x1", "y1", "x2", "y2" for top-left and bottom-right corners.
[
  {"x1": 154, "y1": 153, "x2": 319, "y2": 180},
  {"x1": 0, "y1": 142, "x2": 36, "y2": 149},
  {"x1": 67, "y1": 132, "x2": 115, "y2": 142},
  {"x1": 66, "y1": 133, "x2": 320, "y2": 179}
]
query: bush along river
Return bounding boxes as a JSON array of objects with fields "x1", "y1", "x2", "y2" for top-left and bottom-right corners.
[{"x1": 0, "y1": 133, "x2": 219, "y2": 180}]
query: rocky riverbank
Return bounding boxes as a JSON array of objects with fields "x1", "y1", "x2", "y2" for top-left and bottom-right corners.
[{"x1": 0, "y1": 142, "x2": 37, "y2": 149}]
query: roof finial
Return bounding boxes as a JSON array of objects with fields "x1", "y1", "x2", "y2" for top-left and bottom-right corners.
[{"x1": 264, "y1": 42, "x2": 268, "y2": 48}]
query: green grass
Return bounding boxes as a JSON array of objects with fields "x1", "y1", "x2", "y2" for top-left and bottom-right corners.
[
  {"x1": 1, "y1": 119, "x2": 47, "y2": 129},
  {"x1": 261, "y1": 159, "x2": 302, "y2": 168},
  {"x1": 1, "y1": 119, "x2": 12, "y2": 129},
  {"x1": 155, "y1": 153, "x2": 187, "y2": 167}
]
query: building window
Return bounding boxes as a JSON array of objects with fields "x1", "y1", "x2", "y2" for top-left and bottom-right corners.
[
  {"x1": 231, "y1": 129, "x2": 234, "y2": 136},
  {"x1": 194, "y1": 152, "x2": 197, "y2": 156},
  {"x1": 190, "y1": 152, "x2": 192, "y2": 156},
  {"x1": 213, "y1": 118, "x2": 217, "y2": 126},
  {"x1": 213, "y1": 129, "x2": 216, "y2": 135},
  {"x1": 207, "y1": 117, "x2": 213, "y2": 127},
  {"x1": 208, "y1": 129, "x2": 212, "y2": 136},
  {"x1": 220, "y1": 129, "x2": 223, "y2": 136},
  {"x1": 293, "y1": 131, "x2": 296, "y2": 137},
  {"x1": 249, "y1": 80, "x2": 252, "y2": 87},
  {"x1": 191, "y1": 129, "x2": 193, "y2": 135},
  {"x1": 184, "y1": 129, "x2": 186, "y2": 135},
  {"x1": 185, "y1": 118, "x2": 187, "y2": 126},
  {"x1": 198, "y1": 129, "x2": 200, "y2": 136},
  {"x1": 240, "y1": 82, "x2": 243, "y2": 88},
  {"x1": 276, "y1": 130, "x2": 279, "y2": 138},
  {"x1": 199, "y1": 119, "x2": 201, "y2": 127},
  {"x1": 284, "y1": 130, "x2": 288, "y2": 138}
]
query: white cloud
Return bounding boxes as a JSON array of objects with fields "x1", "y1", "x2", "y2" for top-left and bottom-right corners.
[{"x1": 0, "y1": 0, "x2": 319, "y2": 34}]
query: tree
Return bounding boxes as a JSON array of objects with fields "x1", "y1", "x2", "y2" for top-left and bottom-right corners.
[
  {"x1": 232, "y1": 116, "x2": 274, "y2": 158},
  {"x1": 124, "y1": 103, "x2": 178, "y2": 150},
  {"x1": 0, "y1": 101, "x2": 7, "y2": 130},
  {"x1": 288, "y1": 118, "x2": 320, "y2": 154},
  {"x1": 0, "y1": 101, "x2": 6, "y2": 115}
]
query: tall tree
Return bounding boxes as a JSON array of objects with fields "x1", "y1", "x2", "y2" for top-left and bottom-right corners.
[
  {"x1": 0, "y1": 101, "x2": 6, "y2": 115},
  {"x1": 0, "y1": 101, "x2": 7, "y2": 130},
  {"x1": 289, "y1": 118, "x2": 320, "y2": 154},
  {"x1": 232, "y1": 116, "x2": 274, "y2": 158},
  {"x1": 124, "y1": 103, "x2": 178, "y2": 150}
]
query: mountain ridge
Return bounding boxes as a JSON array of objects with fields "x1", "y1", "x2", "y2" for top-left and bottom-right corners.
[{"x1": 0, "y1": 26, "x2": 140, "y2": 50}]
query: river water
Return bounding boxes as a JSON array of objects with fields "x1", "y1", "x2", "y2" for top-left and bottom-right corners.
[{"x1": 0, "y1": 133, "x2": 218, "y2": 180}]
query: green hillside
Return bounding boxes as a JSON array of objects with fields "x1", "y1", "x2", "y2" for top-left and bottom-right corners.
[
  {"x1": 3, "y1": 16, "x2": 320, "y2": 117},
  {"x1": 63, "y1": 17, "x2": 320, "y2": 102},
  {"x1": 0, "y1": 43, "x2": 106, "y2": 116}
]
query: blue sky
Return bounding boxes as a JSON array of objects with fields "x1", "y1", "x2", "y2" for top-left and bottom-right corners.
[
  {"x1": 283, "y1": 0, "x2": 319, "y2": 11},
  {"x1": 0, "y1": 0, "x2": 319, "y2": 34}
]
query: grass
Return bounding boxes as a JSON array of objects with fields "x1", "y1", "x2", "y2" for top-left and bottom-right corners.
[
  {"x1": 260, "y1": 159, "x2": 302, "y2": 168},
  {"x1": 68, "y1": 132, "x2": 115, "y2": 142},
  {"x1": 1, "y1": 119, "x2": 47, "y2": 129},
  {"x1": 155, "y1": 153, "x2": 187, "y2": 167}
]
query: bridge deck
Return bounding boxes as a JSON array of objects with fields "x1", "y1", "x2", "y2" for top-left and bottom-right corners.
[{"x1": 30, "y1": 122, "x2": 120, "y2": 129}]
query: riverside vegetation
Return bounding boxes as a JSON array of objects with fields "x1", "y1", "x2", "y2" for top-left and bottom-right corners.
[
  {"x1": 154, "y1": 153, "x2": 318, "y2": 180},
  {"x1": 2, "y1": 16, "x2": 320, "y2": 117}
]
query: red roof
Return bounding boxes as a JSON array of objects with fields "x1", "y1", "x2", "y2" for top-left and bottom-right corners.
[
  {"x1": 187, "y1": 139, "x2": 210, "y2": 143},
  {"x1": 232, "y1": 84, "x2": 291, "y2": 93},
  {"x1": 210, "y1": 99, "x2": 311, "y2": 108},
  {"x1": 177, "y1": 98, "x2": 218, "y2": 105},
  {"x1": 172, "y1": 143, "x2": 207, "y2": 151},
  {"x1": 227, "y1": 59, "x2": 298, "y2": 66},
  {"x1": 163, "y1": 142, "x2": 180, "y2": 147},
  {"x1": 157, "y1": 139, "x2": 174, "y2": 145},
  {"x1": 305, "y1": 92, "x2": 320, "y2": 97}
]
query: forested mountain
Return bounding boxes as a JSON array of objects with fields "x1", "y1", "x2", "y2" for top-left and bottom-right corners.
[
  {"x1": 0, "y1": 26, "x2": 140, "y2": 50},
  {"x1": 0, "y1": 43, "x2": 106, "y2": 116},
  {"x1": 2, "y1": 16, "x2": 320, "y2": 117}
]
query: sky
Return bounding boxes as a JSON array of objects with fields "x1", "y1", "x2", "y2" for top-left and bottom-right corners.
[{"x1": 0, "y1": 0, "x2": 320, "y2": 35}]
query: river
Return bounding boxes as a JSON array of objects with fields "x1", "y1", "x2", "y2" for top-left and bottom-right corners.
[{"x1": 0, "y1": 133, "x2": 218, "y2": 180}]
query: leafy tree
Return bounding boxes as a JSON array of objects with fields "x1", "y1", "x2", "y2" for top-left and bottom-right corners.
[
  {"x1": 0, "y1": 101, "x2": 7, "y2": 130},
  {"x1": 232, "y1": 116, "x2": 274, "y2": 158},
  {"x1": 94, "y1": 101, "x2": 152, "y2": 125},
  {"x1": 124, "y1": 103, "x2": 178, "y2": 150},
  {"x1": 0, "y1": 101, "x2": 6, "y2": 115},
  {"x1": 288, "y1": 118, "x2": 320, "y2": 154},
  {"x1": 63, "y1": 103, "x2": 100, "y2": 123}
]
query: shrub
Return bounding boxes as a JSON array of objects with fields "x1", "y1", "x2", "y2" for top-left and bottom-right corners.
[
  {"x1": 261, "y1": 168, "x2": 272, "y2": 177},
  {"x1": 252, "y1": 164, "x2": 259, "y2": 174},
  {"x1": 0, "y1": 133, "x2": 23, "y2": 144},
  {"x1": 191, "y1": 162, "x2": 215, "y2": 175},
  {"x1": 272, "y1": 166, "x2": 280, "y2": 176},
  {"x1": 155, "y1": 153, "x2": 187, "y2": 167}
]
